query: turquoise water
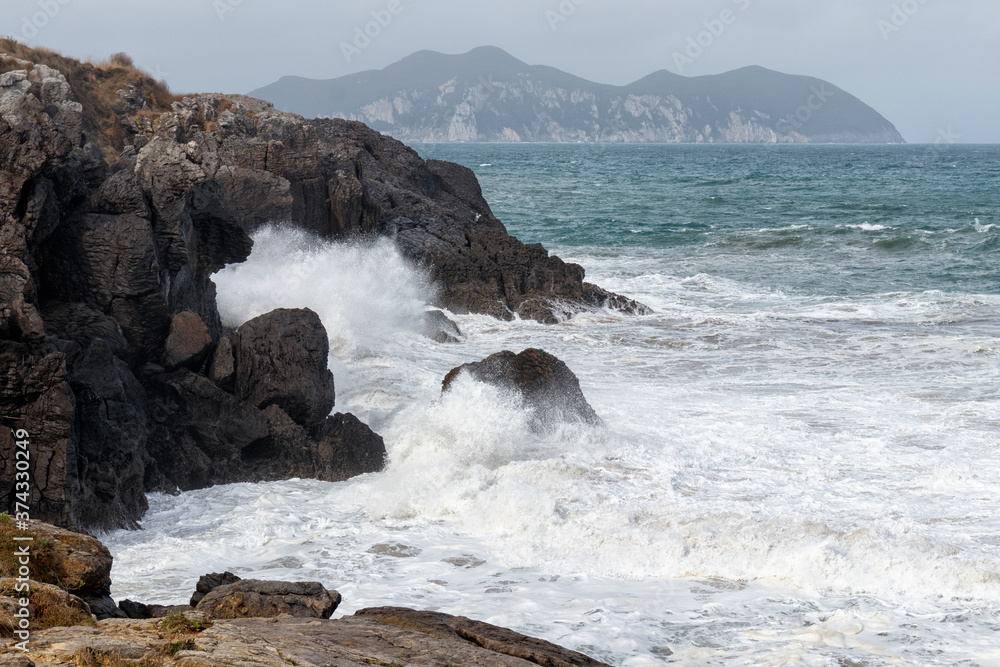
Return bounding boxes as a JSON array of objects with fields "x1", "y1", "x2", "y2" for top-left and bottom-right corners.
[{"x1": 416, "y1": 144, "x2": 1000, "y2": 296}]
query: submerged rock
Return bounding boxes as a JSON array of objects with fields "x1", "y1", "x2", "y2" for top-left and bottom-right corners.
[{"x1": 443, "y1": 348, "x2": 602, "y2": 426}]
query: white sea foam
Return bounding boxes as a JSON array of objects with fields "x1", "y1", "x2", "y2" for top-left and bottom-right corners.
[
  {"x1": 842, "y1": 222, "x2": 890, "y2": 231},
  {"x1": 104, "y1": 231, "x2": 1000, "y2": 665}
]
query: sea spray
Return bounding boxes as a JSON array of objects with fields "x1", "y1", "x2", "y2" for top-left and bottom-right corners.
[
  {"x1": 214, "y1": 225, "x2": 435, "y2": 356},
  {"x1": 106, "y1": 146, "x2": 1000, "y2": 665}
]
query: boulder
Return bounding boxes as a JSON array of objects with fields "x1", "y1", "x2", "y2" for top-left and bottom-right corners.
[
  {"x1": 195, "y1": 580, "x2": 341, "y2": 620},
  {"x1": 190, "y1": 571, "x2": 242, "y2": 607},
  {"x1": 162, "y1": 311, "x2": 212, "y2": 370},
  {"x1": 443, "y1": 349, "x2": 601, "y2": 426},
  {"x1": 313, "y1": 413, "x2": 387, "y2": 481},
  {"x1": 232, "y1": 308, "x2": 335, "y2": 435},
  {"x1": 5, "y1": 521, "x2": 113, "y2": 600}
]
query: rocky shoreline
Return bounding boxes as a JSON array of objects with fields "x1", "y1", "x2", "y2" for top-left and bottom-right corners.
[
  {"x1": 0, "y1": 520, "x2": 610, "y2": 665},
  {"x1": 0, "y1": 42, "x2": 645, "y2": 533},
  {"x1": 0, "y1": 43, "x2": 635, "y2": 664}
]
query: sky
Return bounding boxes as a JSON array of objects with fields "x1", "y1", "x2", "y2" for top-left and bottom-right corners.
[{"x1": 3, "y1": 0, "x2": 997, "y2": 143}]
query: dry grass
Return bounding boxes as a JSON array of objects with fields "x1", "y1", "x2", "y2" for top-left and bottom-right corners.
[
  {"x1": 0, "y1": 515, "x2": 64, "y2": 587},
  {"x1": 73, "y1": 646, "x2": 165, "y2": 667},
  {"x1": 0, "y1": 40, "x2": 180, "y2": 163}
]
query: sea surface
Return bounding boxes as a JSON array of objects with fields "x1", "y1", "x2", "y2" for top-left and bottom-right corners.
[{"x1": 104, "y1": 144, "x2": 1000, "y2": 666}]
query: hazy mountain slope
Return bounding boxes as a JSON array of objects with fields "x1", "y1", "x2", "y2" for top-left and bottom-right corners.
[{"x1": 251, "y1": 47, "x2": 904, "y2": 144}]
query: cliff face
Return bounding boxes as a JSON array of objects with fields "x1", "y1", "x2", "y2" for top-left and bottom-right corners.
[
  {"x1": 0, "y1": 47, "x2": 641, "y2": 531},
  {"x1": 252, "y1": 47, "x2": 905, "y2": 144}
]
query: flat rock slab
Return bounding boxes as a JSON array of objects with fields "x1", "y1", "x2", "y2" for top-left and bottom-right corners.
[{"x1": 7, "y1": 608, "x2": 610, "y2": 666}]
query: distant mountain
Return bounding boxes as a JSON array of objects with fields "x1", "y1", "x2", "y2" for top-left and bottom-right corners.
[{"x1": 250, "y1": 46, "x2": 904, "y2": 144}]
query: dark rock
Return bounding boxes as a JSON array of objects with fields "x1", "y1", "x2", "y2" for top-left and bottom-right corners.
[
  {"x1": 0, "y1": 654, "x2": 35, "y2": 666},
  {"x1": 64, "y1": 338, "x2": 149, "y2": 530},
  {"x1": 232, "y1": 308, "x2": 335, "y2": 434},
  {"x1": 443, "y1": 349, "x2": 601, "y2": 426},
  {"x1": 83, "y1": 594, "x2": 127, "y2": 620},
  {"x1": 423, "y1": 308, "x2": 463, "y2": 343},
  {"x1": 195, "y1": 579, "x2": 341, "y2": 620},
  {"x1": 207, "y1": 335, "x2": 235, "y2": 391},
  {"x1": 2, "y1": 49, "x2": 641, "y2": 531},
  {"x1": 118, "y1": 599, "x2": 151, "y2": 619},
  {"x1": 40, "y1": 301, "x2": 127, "y2": 354},
  {"x1": 143, "y1": 369, "x2": 384, "y2": 491},
  {"x1": 162, "y1": 311, "x2": 212, "y2": 370},
  {"x1": 314, "y1": 413, "x2": 387, "y2": 480},
  {"x1": 190, "y1": 571, "x2": 242, "y2": 607}
]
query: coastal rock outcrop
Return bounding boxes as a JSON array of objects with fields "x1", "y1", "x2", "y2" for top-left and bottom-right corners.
[
  {"x1": 444, "y1": 348, "x2": 602, "y2": 426},
  {"x1": 0, "y1": 42, "x2": 641, "y2": 531},
  {"x1": 7, "y1": 609, "x2": 611, "y2": 666}
]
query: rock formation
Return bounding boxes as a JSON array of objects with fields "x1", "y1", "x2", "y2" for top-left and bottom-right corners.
[
  {"x1": 0, "y1": 522, "x2": 610, "y2": 666},
  {"x1": 444, "y1": 348, "x2": 602, "y2": 426},
  {"x1": 195, "y1": 580, "x2": 341, "y2": 620},
  {"x1": 0, "y1": 42, "x2": 642, "y2": 531}
]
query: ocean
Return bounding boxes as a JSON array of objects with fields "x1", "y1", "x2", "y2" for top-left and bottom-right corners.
[{"x1": 103, "y1": 144, "x2": 1000, "y2": 666}]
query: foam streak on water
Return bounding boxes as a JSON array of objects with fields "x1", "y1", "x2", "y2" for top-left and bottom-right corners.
[{"x1": 105, "y1": 147, "x2": 1000, "y2": 666}]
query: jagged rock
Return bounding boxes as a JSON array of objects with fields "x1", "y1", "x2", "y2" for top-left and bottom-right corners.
[
  {"x1": 117, "y1": 599, "x2": 150, "y2": 620},
  {"x1": 2, "y1": 46, "x2": 641, "y2": 531},
  {"x1": 190, "y1": 571, "x2": 242, "y2": 607},
  {"x1": 162, "y1": 311, "x2": 212, "y2": 370},
  {"x1": 83, "y1": 595, "x2": 127, "y2": 621},
  {"x1": 118, "y1": 599, "x2": 191, "y2": 619},
  {"x1": 444, "y1": 348, "x2": 601, "y2": 425},
  {"x1": 313, "y1": 412, "x2": 387, "y2": 480},
  {"x1": 195, "y1": 580, "x2": 341, "y2": 620},
  {"x1": 0, "y1": 653, "x2": 33, "y2": 666},
  {"x1": 423, "y1": 308, "x2": 463, "y2": 343},
  {"x1": 206, "y1": 335, "x2": 235, "y2": 391},
  {"x1": 232, "y1": 308, "x2": 335, "y2": 435},
  {"x1": 143, "y1": 368, "x2": 384, "y2": 491}
]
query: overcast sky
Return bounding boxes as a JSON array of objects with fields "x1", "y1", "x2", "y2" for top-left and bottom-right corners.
[{"x1": 4, "y1": 0, "x2": 997, "y2": 143}]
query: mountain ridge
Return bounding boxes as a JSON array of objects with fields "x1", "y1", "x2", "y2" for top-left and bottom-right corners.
[{"x1": 251, "y1": 46, "x2": 904, "y2": 144}]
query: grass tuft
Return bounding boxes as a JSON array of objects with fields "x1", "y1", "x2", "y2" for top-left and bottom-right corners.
[{"x1": 0, "y1": 39, "x2": 179, "y2": 163}]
